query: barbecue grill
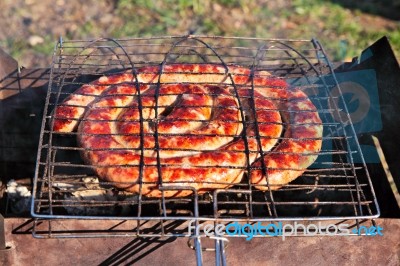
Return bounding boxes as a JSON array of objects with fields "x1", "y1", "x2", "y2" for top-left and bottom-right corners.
[
  {"x1": 26, "y1": 35, "x2": 379, "y2": 263},
  {"x1": 2, "y1": 35, "x2": 399, "y2": 265}
]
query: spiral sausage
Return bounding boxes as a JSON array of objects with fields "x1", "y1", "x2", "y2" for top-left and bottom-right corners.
[{"x1": 53, "y1": 64, "x2": 322, "y2": 197}]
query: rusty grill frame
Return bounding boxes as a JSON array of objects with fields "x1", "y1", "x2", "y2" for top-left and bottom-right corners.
[{"x1": 30, "y1": 36, "x2": 380, "y2": 241}]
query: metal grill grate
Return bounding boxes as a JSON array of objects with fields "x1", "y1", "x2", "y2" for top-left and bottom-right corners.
[{"x1": 31, "y1": 36, "x2": 379, "y2": 239}]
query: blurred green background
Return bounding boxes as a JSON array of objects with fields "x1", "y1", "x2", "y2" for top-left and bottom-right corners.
[{"x1": 0, "y1": 0, "x2": 399, "y2": 68}]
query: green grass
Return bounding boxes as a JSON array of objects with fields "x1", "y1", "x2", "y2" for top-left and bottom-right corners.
[
  {"x1": 115, "y1": 0, "x2": 400, "y2": 61},
  {"x1": 290, "y1": 0, "x2": 400, "y2": 60},
  {"x1": 0, "y1": 38, "x2": 31, "y2": 59},
  {"x1": 2, "y1": 0, "x2": 399, "y2": 67},
  {"x1": 31, "y1": 36, "x2": 56, "y2": 55}
]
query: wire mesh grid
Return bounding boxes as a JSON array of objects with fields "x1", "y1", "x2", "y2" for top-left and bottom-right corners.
[{"x1": 31, "y1": 35, "x2": 379, "y2": 238}]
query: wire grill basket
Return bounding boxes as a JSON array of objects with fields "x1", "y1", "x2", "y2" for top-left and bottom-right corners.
[{"x1": 31, "y1": 36, "x2": 379, "y2": 240}]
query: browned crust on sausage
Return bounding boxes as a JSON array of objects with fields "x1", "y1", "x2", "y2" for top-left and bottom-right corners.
[
  {"x1": 52, "y1": 64, "x2": 322, "y2": 197},
  {"x1": 249, "y1": 88, "x2": 323, "y2": 190}
]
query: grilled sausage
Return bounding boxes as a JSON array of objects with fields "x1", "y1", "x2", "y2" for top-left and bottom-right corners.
[{"x1": 52, "y1": 64, "x2": 322, "y2": 197}]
